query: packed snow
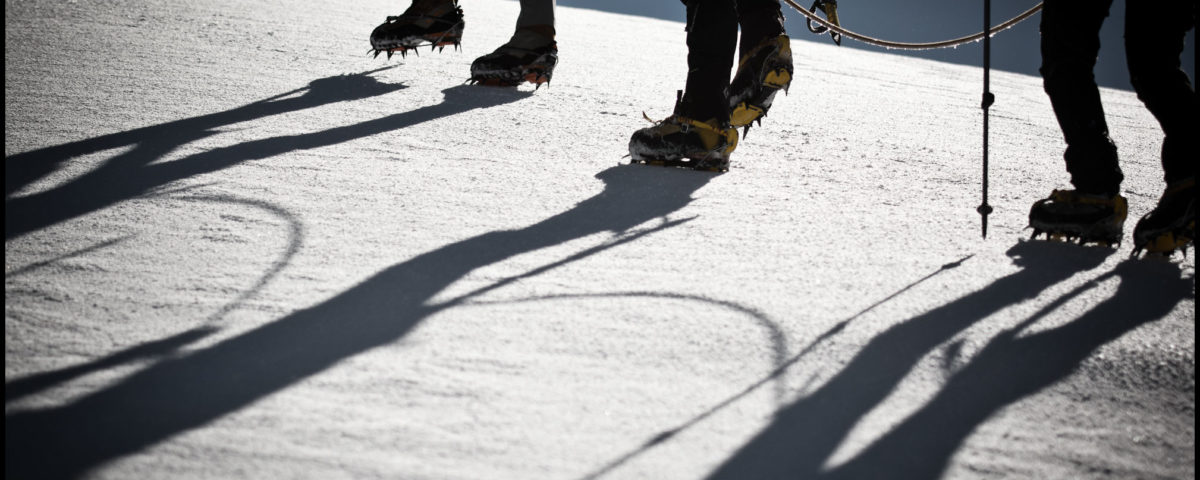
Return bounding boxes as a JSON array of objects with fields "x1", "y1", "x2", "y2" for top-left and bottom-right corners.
[{"x1": 5, "y1": 0, "x2": 1194, "y2": 478}]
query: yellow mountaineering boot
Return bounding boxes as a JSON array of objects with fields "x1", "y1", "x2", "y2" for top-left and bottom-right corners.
[
  {"x1": 629, "y1": 113, "x2": 739, "y2": 172},
  {"x1": 728, "y1": 34, "x2": 793, "y2": 135}
]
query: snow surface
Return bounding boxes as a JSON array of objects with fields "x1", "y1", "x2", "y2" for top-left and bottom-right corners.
[{"x1": 5, "y1": 0, "x2": 1194, "y2": 479}]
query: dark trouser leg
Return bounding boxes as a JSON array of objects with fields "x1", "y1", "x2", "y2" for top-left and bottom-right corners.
[
  {"x1": 677, "y1": 0, "x2": 738, "y2": 123},
  {"x1": 1126, "y1": 0, "x2": 1197, "y2": 185},
  {"x1": 735, "y1": 0, "x2": 785, "y2": 57},
  {"x1": 1040, "y1": 0, "x2": 1123, "y2": 195}
]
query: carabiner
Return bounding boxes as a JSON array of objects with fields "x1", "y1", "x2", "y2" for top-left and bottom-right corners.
[{"x1": 806, "y1": 0, "x2": 843, "y2": 46}]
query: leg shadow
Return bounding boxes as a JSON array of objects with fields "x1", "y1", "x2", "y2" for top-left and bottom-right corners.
[
  {"x1": 6, "y1": 80, "x2": 528, "y2": 240},
  {"x1": 826, "y1": 259, "x2": 1193, "y2": 479},
  {"x1": 4, "y1": 165, "x2": 714, "y2": 480},
  {"x1": 5, "y1": 67, "x2": 405, "y2": 198},
  {"x1": 705, "y1": 240, "x2": 1114, "y2": 479}
]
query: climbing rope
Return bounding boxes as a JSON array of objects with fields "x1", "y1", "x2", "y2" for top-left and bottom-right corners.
[
  {"x1": 783, "y1": 0, "x2": 1043, "y2": 50},
  {"x1": 784, "y1": 0, "x2": 1046, "y2": 238}
]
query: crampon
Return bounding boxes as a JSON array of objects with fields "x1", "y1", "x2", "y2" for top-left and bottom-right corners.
[
  {"x1": 369, "y1": 1, "x2": 464, "y2": 60},
  {"x1": 1131, "y1": 178, "x2": 1195, "y2": 258},
  {"x1": 628, "y1": 110, "x2": 738, "y2": 173},
  {"x1": 728, "y1": 34, "x2": 793, "y2": 137},
  {"x1": 1028, "y1": 189, "x2": 1128, "y2": 248},
  {"x1": 469, "y1": 31, "x2": 557, "y2": 87}
]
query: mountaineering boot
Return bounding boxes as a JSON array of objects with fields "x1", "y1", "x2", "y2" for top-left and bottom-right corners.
[
  {"x1": 370, "y1": 0, "x2": 464, "y2": 58},
  {"x1": 470, "y1": 29, "x2": 558, "y2": 87},
  {"x1": 728, "y1": 34, "x2": 793, "y2": 136},
  {"x1": 629, "y1": 109, "x2": 739, "y2": 172},
  {"x1": 1131, "y1": 178, "x2": 1195, "y2": 257},
  {"x1": 1029, "y1": 189, "x2": 1128, "y2": 246}
]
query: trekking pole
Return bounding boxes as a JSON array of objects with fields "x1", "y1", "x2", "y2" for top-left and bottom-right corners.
[{"x1": 977, "y1": 0, "x2": 995, "y2": 238}]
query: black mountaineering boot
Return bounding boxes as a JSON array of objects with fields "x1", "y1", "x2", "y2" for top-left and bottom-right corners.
[
  {"x1": 1131, "y1": 178, "x2": 1195, "y2": 257},
  {"x1": 370, "y1": 0, "x2": 464, "y2": 58},
  {"x1": 469, "y1": 29, "x2": 558, "y2": 87}
]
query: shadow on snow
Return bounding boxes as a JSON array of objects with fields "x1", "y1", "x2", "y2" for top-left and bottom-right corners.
[
  {"x1": 4, "y1": 67, "x2": 530, "y2": 240},
  {"x1": 578, "y1": 254, "x2": 977, "y2": 480},
  {"x1": 6, "y1": 66, "x2": 1192, "y2": 480},
  {"x1": 702, "y1": 241, "x2": 1192, "y2": 480},
  {"x1": 6, "y1": 196, "x2": 307, "y2": 405},
  {"x1": 4, "y1": 163, "x2": 717, "y2": 479}
]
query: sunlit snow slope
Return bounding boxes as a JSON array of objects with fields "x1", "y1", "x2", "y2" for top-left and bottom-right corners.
[{"x1": 5, "y1": 0, "x2": 1194, "y2": 479}]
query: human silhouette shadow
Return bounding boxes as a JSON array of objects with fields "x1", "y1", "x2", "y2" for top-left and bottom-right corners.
[
  {"x1": 5, "y1": 80, "x2": 529, "y2": 240},
  {"x1": 705, "y1": 240, "x2": 1118, "y2": 480},
  {"x1": 824, "y1": 259, "x2": 1193, "y2": 480},
  {"x1": 5, "y1": 67, "x2": 404, "y2": 199},
  {"x1": 4, "y1": 165, "x2": 713, "y2": 480}
]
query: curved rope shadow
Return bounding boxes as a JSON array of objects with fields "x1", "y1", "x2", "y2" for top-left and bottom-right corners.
[
  {"x1": 5, "y1": 194, "x2": 305, "y2": 405},
  {"x1": 169, "y1": 194, "x2": 306, "y2": 324},
  {"x1": 463, "y1": 290, "x2": 783, "y2": 480},
  {"x1": 4, "y1": 165, "x2": 714, "y2": 480},
  {"x1": 573, "y1": 255, "x2": 974, "y2": 480},
  {"x1": 463, "y1": 290, "x2": 787, "y2": 397}
]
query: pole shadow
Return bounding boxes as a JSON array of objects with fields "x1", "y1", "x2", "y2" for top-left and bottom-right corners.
[
  {"x1": 704, "y1": 240, "x2": 1128, "y2": 479},
  {"x1": 575, "y1": 255, "x2": 977, "y2": 480},
  {"x1": 824, "y1": 259, "x2": 1193, "y2": 479},
  {"x1": 4, "y1": 236, "x2": 133, "y2": 278},
  {"x1": 5, "y1": 75, "x2": 529, "y2": 240},
  {"x1": 4, "y1": 165, "x2": 715, "y2": 480},
  {"x1": 4, "y1": 327, "x2": 219, "y2": 405}
]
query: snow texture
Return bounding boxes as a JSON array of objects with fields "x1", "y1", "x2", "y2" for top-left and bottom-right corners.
[{"x1": 5, "y1": 0, "x2": 1195, "y2": 479}]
